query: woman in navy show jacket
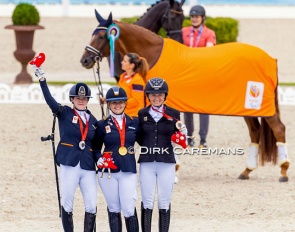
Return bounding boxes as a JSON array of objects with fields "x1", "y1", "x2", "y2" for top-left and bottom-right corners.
[
  {"x1": 138, "y1": 77, "x2": 187, "y2": 232},
  {"x1": 94, "y1": 86, "x2": 140, "y2": 232},
  {"x1": 35, "y1": 66, "x2": 97, "y2": 232}
]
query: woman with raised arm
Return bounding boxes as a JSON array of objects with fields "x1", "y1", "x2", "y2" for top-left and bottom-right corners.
[{"x1": 34, "y1": 65, "x2": 98, "y2": 232}]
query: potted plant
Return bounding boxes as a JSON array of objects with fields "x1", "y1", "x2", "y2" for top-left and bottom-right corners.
[{"x1": 5, "y1": 3, "x2": 44, "y2": 84}]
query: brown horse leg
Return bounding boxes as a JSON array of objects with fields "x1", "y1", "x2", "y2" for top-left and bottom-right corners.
[
  {"x1": 238, "y1": 117, "x2": 260, "y2": 180},
  {"x1": 280, "y1": 162, "x2": 289, "y2": 182},
  {"x1": 264, "y1": 114, "x2": 290, "y2": 182}
]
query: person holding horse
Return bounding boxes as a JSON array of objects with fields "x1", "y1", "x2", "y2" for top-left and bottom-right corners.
[
  {"x1": 33, "y1": 66, "x2": 98, "y2": 231},
  {"x1": 94, "y1": 86, "x2": 141, "y2": 232},
  {"x1": 118, "y1": 52, "x2": 149, "y2": 117},
  {"x1": 137, "y1": 78, "x2": 187, "y2": 232},
  {"x1": 182, "y1": 5, "x2": 216, "y2": 148},
  {"x1": 101, "y1": 53, "x2": 148, "y2": 118}
]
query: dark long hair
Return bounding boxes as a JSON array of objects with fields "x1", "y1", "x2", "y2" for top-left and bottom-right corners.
[{"x1": 126, "y1": 52, "x2": 149, "y2": 78}]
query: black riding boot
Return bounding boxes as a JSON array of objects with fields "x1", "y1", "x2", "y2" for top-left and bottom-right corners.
[
  {"x1": 107, "y1": 207, "x2": 122, "y2": 232},
  {"x1": 141, "y1": 202, "x2": 153, "y2": 232},
  {"x1": 125, "y1": 208, "x2": 139, "y2": 232},
  {"x1": 84, "y1": 211, "x2": 96, "y2": 232},
  {"x1": 61, "y1": 206, "x2": 74, "y2": 232},
  {"x1": 159, "y1": 205, "x2": 171, "y2": 232}
]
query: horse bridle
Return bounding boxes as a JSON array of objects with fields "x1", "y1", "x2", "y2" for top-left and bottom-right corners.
[
  {"x1": 84, "y1": 26, "x2": 111, "y2": 118},
  {"x1": 85, "y1": 26, "x2": 110, "y2": 63},
  {"x1": 162, "y1": 6, "x2": 183, "y2": 37}
]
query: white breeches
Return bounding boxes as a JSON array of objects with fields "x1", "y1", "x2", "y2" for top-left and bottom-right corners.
[
  {"x1": 140, "y1": 162, "x2": 175, "y2": 210},
  {"x1": 98, "y1": 171, "x2": 138, "y2": 217},
  {"x1": 60, "y1": 163, "x2": 97, "y2": 214}
]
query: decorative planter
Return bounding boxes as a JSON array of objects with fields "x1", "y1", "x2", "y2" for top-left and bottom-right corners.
[{"x1": 5, "y1": 25, "x2": 44, "y2": 84}]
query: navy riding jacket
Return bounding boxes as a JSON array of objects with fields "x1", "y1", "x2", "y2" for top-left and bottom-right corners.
[
  {"x1": 137, "y1": 105, "x2": 180, "y2": 163},
  {"x1": 94, "y1": 115, "x2": 140, "y2": 173},
  {"x1": 40, "y1": 80, "x2": 98, "y2": 171}
]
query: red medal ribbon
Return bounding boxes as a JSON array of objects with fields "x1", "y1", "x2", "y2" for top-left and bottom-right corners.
[
  {"x1": 112, "y1": 115, "x2": 126, "y2": 147},
  {"x1": 151, "y1": 105, "x2": 177, "y2": 121},
  {"x1": 190, "y1": 25, "x2": 203, "y2": 47},
  {"x1": 73, "y1": 109, "x2": 89, "y2": 142}
]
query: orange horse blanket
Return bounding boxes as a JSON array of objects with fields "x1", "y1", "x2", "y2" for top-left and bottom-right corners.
[{"x1": 145, "y1": 39, "x2": 278, "y2": 117}]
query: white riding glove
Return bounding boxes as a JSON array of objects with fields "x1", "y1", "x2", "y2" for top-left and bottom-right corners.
[
  {"x1": 179, "y1": 124, "x2": 188, "y2": 137},
  {"x1": 33, "y1": 65, "x2": 45, "y2": 80},
  {"x1": 180, "y1": 124, "x2": 188, "y2": 147},
  {"x1": 97, "y1": 157, "x2": 104, "y2": 168}
]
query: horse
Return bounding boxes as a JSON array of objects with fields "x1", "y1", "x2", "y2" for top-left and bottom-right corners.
[
  {"x1": 90, "y1": 0, "x2": 185, "y2": 182},
  {"x1": 134, "y1": 0, "x2": 184, "y2": 44},
  {"x1": 80, "y1": 12, "x2": 290, "y2": 182},
  {"x1": 108, "y1": 0, "x2": 185, "y2": 81}
]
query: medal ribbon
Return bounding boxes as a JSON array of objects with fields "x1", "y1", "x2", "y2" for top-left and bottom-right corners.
[
  {"x1": 73, "y1": 109, "x2": 89, "y2": 142},
  {"x1": 151, "y1": 106, "x2": 178, "y2": 121},
  {"x1": 190, "y1": 25, "x2": 203, "y2": 48},
  {"x1": 112, "y1": 115, "x2": 126, "y2": 147}
]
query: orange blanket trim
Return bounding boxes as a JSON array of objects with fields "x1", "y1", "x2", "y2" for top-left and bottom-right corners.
[{"x1": 145, "y1": 39, "x2": 278, "y2": 117}]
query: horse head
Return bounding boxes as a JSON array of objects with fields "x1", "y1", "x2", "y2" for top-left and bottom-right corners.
[
  {"x1": 161, "y1": 0, "x2": 185, "y2": 43},
  {"x1": 80, "y1": 9, "x2": 171, "y2": 70},
  {"x1": 80, "y1": 11, "x2": 113, "y2": 69}
]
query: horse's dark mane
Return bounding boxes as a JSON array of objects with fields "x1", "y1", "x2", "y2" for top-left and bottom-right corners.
[
  {"x1": 136, "y1": 0, "x2": 168, "y2": 22},
  {"x1": 115, "y1": 20, "x2": 163, "y2": 39}
]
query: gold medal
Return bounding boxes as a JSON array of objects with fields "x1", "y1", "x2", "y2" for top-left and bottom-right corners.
[
  {"x1": 118, "y1": 146, "x2": 127, "y2": 156},
  {"x1": 176, "y1": 120, "x2": 183, "y2": 130}
]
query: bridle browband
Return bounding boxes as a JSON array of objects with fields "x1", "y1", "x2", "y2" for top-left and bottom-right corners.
[
  {"x1": 170, "y1": 9, "x2": 183, "y2": 14},
  {"x1": 162, "y1": 6, "x2": 183, "y2": 37}
]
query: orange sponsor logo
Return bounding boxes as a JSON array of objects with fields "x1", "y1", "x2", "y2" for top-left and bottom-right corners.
[{"x1": 250, "y1": 85, "x2": 260, "y2": 98}]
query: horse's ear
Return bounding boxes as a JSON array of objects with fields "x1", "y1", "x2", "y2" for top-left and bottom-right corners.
[
  {"x1": 169, "y1": 0, "x2": 175, "y2": 7},
  {"x1": 95, "y1": 9, "x2": 104, "y2": 23},
  {"x1": 106, "y1": 12, "x2": 113, "y2": 26},
  {"x1": 180, "y1": 0, "x2": 185, "y2": 6}
]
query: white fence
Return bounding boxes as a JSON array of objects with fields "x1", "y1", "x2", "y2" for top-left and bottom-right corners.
[
  {"x1": 0, "y1": 83, "x2": 112, "y2": 104},
  {"x1": 0, "y1": 83, "x2": 294, "y2": 106}
]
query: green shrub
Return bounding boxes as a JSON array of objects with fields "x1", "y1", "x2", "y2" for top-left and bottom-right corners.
[
  {"x1": 157, "y1": 27, "x2": 167, "y2": 38},
  {"x1": 183, "y1": 17, "x2": 238, "y2": 44},
  {"x1": 206, "y1": 17, "x2": 238, "y2": 44},
  {"x1": 120, "y1": 17, "x2": 139, "y2": 24},
  {"x1": 12, "y1": 3, "x2": 40, "y2": 25},
  {"x1": 121, "y1": 16, "x2": 238, "y2": 43}
]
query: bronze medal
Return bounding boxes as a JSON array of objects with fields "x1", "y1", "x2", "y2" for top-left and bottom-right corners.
[
  {"x1": 176, "y1": 120, "x2": 183, "y2": 130},
  {"x1": 118, "y1": 146, "x2": 127, "y2": 156}
]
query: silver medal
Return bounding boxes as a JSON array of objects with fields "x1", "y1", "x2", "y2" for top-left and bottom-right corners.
[{"x1": 79, "y1": 141, "x2": 85, "y2": 150}]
